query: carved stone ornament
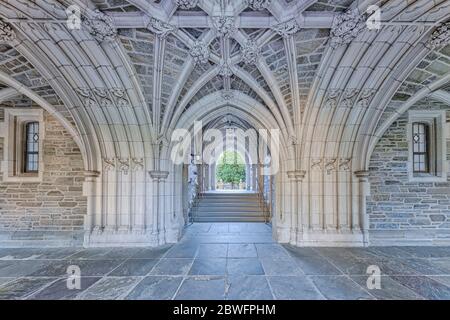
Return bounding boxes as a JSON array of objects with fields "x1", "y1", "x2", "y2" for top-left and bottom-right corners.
[
  {"x1": 212, "y1": 16, "x2": 236, "y2": 37},
  {"x1": 218, "y1": 60, "x2": 233, "y2": 77},
  {"x1": 111, "y1": 88, "x2": 130, "y2": 108},
  {"x1": 76, "y1": 88, "x2": 97, "y2": 108},
  {"x1": 118, "y1": 158, "x2": 130, "y2": 175},
  {"x1": 325, "y1": 159, "x2": 337, "y2": 175},
  {"x1": 241, "y1": 39, "x2": 261, "y2": 65},
  {"x1": 339, "y1": 158, "x2": 351, "y2": 171},
  {"x1": 357, "y1": 88, "x2": 376, "y2": 108},
  {"x1": 190, "y1": 40, "x2": 210, "y2": 64},
  {"x1": 311, "y1": 159, "x2": 322, "y2": 170},
  {"x1": 148, "y1": 18, "x2": 176, "y2": 39},
  {"x1": 0, "y1": 20, "x2": 16, "y2": 42},
  {"x1": 176, "y1": 0, "x2": 199, "y2": 10},
  {"x1": 427, "y1": 22, "x2": 450, "y2": 50},
  {"x1": 131, "y1": 158, "x2": 144, "y2": 171},
  {"x1": 93, "y1": 88, "x2": 113, "y2": 108},
  {"x1": 245, "y1": 0, "x2": 271, "y2": 11},
  {"x1": 341, "y1": 88, "x2": 359, "y2": 108},
  {"x1": 330, "y1": 9, "x2": 366, "y2": 48},
  {"x1": 221, "y1": 90, "x2": 234, "y2": 100},
  {"x1": 103, "y1": 158, "x2": 116, "y2": 172},
  {"x1": 271, "y1": 19, "x2": 299, "y2": 38},
  {"x1": 324, "y1": 89, "x2": 341, "y2": 109},
  {"x1": 84, "y1": 9, "x2": 117, "y2": 42}
]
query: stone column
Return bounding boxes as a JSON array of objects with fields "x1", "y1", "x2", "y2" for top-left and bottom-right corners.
[
  {"x1": 210, "y1": 163, "x2": 216, "y2": 190},
  {"x1": 246, "y1": 164, "x2": 251, "y2": 190},
  {"x1": 196, "y1": 164, "x2": 203, "y2": 193},
  {"x1": 83, "y1": 170, "x2": 101, "y2": 234},
  {"x1": 355, "y1": 170, "x2": 370, "y2": 246},
  {"x1": 204, "y1": 165, "x2": 210, "y2": 191},
  {"x1": 287, "y1": 170, "x2": 306, "y2": 245},
  {"x1": 149, "y1": 170, "x2": 169, "y2": 245},
  {"x1": 251, "y1": 164, "x2": 257, "y2": 191}
]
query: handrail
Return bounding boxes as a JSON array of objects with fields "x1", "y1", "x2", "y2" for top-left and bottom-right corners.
[
  {"x1": 256, "y1": 177, "x2": 271, "y2": 224},
  {"x1": 190, "y1": 165, "x2": 208, "y2": 224}
]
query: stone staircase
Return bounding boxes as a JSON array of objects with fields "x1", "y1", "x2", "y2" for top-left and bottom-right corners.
[{"x1": 192, "y1": 192, "x2": 266, "y2": 222}]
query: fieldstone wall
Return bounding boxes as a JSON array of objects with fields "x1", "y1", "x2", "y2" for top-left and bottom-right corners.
[
  {"x1": 368, "y1": 103, "x2": 450, "y2": 245},
  {"x1": 0, "y1": 108, "x2": 86, "y2": 246}
]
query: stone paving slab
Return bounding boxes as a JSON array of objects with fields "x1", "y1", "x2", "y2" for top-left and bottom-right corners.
[{"x1": 0, "y1": 223, "x2": 450, "y2": 300}]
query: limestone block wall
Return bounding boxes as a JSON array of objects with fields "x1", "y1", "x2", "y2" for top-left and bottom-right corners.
[
  {"x1": 0, "y1": 108, "x2": 86, "y2": 246},
  {"x1": 368, "y1": 104, "x2": 450, "y2": 245}
]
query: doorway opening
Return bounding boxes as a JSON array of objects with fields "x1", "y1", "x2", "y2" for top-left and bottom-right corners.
[{"x1": 215, "y1": 151, "x2": 246, "y2": 191}]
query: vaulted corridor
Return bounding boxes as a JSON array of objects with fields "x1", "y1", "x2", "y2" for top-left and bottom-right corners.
[{"x1": 1, "y1": 0, "x2": 450, "y2": 302}]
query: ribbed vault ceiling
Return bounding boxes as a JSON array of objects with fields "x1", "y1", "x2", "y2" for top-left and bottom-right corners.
[{"x1": 0, "y1": 0, "x2": 449, "y2": 172}]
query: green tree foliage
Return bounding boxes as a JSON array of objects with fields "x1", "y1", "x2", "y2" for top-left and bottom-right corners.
[{"x1": 216, "y1": 151, "x2": 245, "y2": 184}]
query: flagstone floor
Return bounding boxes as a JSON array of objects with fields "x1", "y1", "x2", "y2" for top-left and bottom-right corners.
[{"x1": 1, "y1": 223, "x2": 450, "y2": 300}]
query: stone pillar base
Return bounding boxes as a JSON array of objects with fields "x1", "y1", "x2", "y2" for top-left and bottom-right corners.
[
  {"x1": 83, "y1": 228, "x2": 181, "y2": 247},
  {"x1": 287, "y1": 229, "x2": 366, "y2": 247}
]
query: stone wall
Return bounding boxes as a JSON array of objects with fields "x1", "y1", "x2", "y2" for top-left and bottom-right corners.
[
  {"x1": 0, "y1": 107, "x2": 86, "y2": 246},
  {"x1": 368, "y1": 103, "x2": 450, "y2": 245}
]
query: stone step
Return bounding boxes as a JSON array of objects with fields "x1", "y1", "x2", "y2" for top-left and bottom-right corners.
[
  {"x1": 196, "y1": 208, "x2": 260, "y2": 212},
  {"x1": 193, "y1": 192, "x2": 266, "y2": 222},
  {"x1": 193, "y1": 216, "x2": 266, "y2": 222},
  {"x1": 195, "y1": 211, "x2": 264, "y2": 216},
  {"x1": 200, "y1": 196, "x2": 259, "y2": 201},
  {"x1": 197, "y1": 202, "x2": 260, "y2": 207}
]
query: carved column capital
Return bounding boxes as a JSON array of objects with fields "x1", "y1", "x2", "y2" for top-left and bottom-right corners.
[
  {"x1": 84, "y1": 170, "x2": 101, "y2": 179},
  {"x1": 149, "y1": 170, "x2": 169, "y2": 182},
  {"x1": 354, "y1": 170, "x2": 369, "y2": 179},
  {"x1": 287, "y1": 170, "x2": 306, "y2": 181}
]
